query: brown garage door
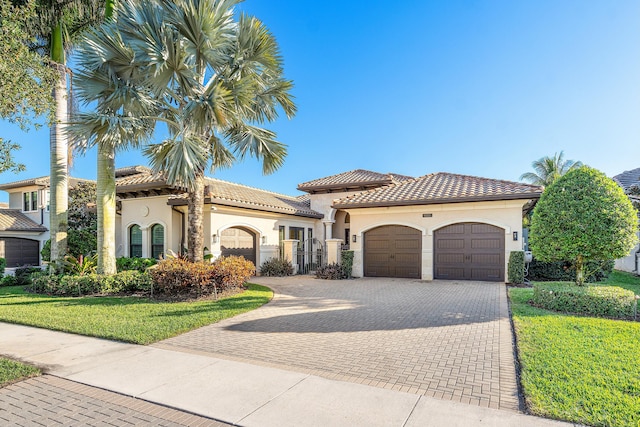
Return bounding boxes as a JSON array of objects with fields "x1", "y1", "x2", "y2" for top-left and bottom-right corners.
[
  {"x1": 434, "y1": 222, "x2": 504, "y2": 282},
  {"x1": 220, "y1": 227, "x2": 256, "y2": 266},
  {"x1": 364, "y1": 225, "x2": 421, "y2": 279},
  {"x1": 1, "y1": 238, "x2": 40, "y2": 267}
]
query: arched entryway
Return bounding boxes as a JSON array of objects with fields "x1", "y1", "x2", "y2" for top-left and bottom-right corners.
[
  {"x1": 363, "y1": 225, "x2": 421, "y2": 279},
  {"x1": 220, "y1": 226, "x2": 257, "y2": 266},
  {"x1": 434, "y1": 222, "x2": 504, "y2": 281}
]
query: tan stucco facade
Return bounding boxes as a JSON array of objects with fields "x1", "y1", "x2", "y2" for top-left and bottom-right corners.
[{"x1": 343, "y1": 199, "x2": 530, "y2": 281}]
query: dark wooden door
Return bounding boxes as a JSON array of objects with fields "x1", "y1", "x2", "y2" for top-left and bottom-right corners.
[
  {"x1": 434, "y1": 222, "x2": 504, "y2": 282},
  {"x1": 364, "y1": 225, "x2": 421, "y2": 279},
  {"x1": 220, "y1": 227, "x2": 256, "y2": 266},
  {"x1": 2, "y1": 238, "x2": 40, "y2": 267}
]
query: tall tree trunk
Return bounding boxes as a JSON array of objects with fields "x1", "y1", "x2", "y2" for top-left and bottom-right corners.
[
  {"x1": 97, "y1": 145, "x2": 116, "y2": 274},
  {"x1": 187, "y1": 174, "x2": 204, "y2": 262},
  {"x1": 575, "y1": 255, "x2": 585, "y2": 286},
  {"x1": 49, "y1": 22, "x2": 68, "y2": 269}
]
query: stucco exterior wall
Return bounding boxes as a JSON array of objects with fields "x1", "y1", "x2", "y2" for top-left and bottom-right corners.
[
  {"x1": 208, "y1": 206, "x2": 318, "y2": 267},
  {"x1": 306, "y1": 191, "x2": 360, "y2": 241},
  {"x1": 120, "y1": 196, "x2": 177, "y2": 257},
  {"x1": 615, "y1": 234, "x2": 639, "y2": 273},
  {"x1": 345, "y1": 199, "x2": 530, "y2": 281}
]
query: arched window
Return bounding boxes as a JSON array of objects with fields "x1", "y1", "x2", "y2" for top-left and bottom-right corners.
[
  {"x1": 151, "y1": 224, "x2": 165, "y2": 259},
  {"x1": 129, "y1": 225, "x2": 142, "y2": 258}
]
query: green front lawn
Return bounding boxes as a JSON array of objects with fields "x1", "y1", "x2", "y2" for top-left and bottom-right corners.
[
  {"x1": 0, "y1": 358, "x2": 40, "y2": 387},
  {"x1": 510, "y1": 271, "x2": 640, "y2": 427},
  {"x1": 0, "y1": 284, "x2": 272, "y2": 345}
]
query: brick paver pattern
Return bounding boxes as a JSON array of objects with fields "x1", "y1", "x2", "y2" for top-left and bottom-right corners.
[
  {"x1": 0, "y1": 375, "x2": 228, "y2": 427},
  {"x1": 156, "y1": 277, "x2": 520, "y2": 411}
]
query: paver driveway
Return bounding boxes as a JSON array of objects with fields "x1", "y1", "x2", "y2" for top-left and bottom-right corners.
[{"x1": 155, "y1": 277, "x2": 519, "y2": 411}]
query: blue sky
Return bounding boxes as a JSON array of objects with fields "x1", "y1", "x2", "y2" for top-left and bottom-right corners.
[{"x1": 1, "y1": 0, "x2": 639, "y2": 201}]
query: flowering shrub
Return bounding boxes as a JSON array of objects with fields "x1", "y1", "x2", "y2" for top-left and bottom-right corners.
[
  {"x1": 210, "y1": 256, "x2": 255, "y2": 290},
  {"x1": 260, "y1": 258, "x2": 294, "y2": 277},
  {"x1": 315, "y1": 263, "x2": 346, "y2": 280}
]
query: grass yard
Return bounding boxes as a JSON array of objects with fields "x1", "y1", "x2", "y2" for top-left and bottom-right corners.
[
  {"x1": 0, "y1": 284, "x2": 272, "y2": 345},
  {"x1": 0, "y1": 358, "x2": 40, "y2": 387},
  {"x1": 510, "y1": 271, "x2": 640, "y2": 427}
]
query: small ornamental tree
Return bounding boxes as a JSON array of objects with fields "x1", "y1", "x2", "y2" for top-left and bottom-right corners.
[{"x1": 529, "y1": 166, "x2": 638, "y2": 285}]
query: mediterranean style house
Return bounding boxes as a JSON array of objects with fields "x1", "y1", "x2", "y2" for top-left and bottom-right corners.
[{"x1": 0, "y1": 166, "x2": 542, "y2": 282}]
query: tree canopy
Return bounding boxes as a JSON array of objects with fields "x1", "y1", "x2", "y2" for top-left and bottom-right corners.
[
  {"x1": 520, "y1": 151, "x2": 583, "y2": 187},
  {"x1": 529, "y1": 166, "x2": 637, "y2": 285}
]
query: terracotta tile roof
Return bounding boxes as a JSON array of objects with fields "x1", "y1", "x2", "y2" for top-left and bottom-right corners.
[
  {"x1": 0, "y1": 176, "x2": 93, "y2": 191},
  {"x1": 200, "y1": 178, "x2": 322, "y2": 218},
  {"x1": 297, "y1": 169, "x2": 413, "y2": 193},
  {"x1": 115, "y1": 166, "x2": 152, "y2": 178},
  {"x1": 115, "y1": 166, "x2": 322, "y2": 218},
  {"x1": 0, "y1": 209, "x2": 47, "y2": 232},
  {"x1": 613, "y1": 168, "x2": 640, "y2": 192},
  {"x1": 333, "y1": 172, "x2": 543, "y2": 208}
]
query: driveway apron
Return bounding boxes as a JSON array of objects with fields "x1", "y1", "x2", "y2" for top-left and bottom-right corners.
[{"x1": 155, "y1": 277, "x2": 519, "y2": 411}]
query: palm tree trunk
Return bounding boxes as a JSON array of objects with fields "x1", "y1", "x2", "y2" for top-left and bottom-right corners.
[
  {"x1": 49, "y1": 22, "x2": 68, "y2": 269},
  {"x1": 187, "y1": 174, "x2": 204, "y2": 262},
  {"x1": 97, "y1": 145, "x2": 116, "y2": 274}
]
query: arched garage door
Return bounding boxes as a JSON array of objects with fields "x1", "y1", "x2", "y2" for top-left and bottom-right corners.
[
  {"x1": 434, "y1": 222, "x2": 504, "y2": 282},
  {"x1": 0, "y1": 238, "x2": 40, "y2": 267},
  {"x1": 220, "y1": 227, "x2": 256, "y2": 266},
  {"x1": 364, "y1": 225, "x2": 421, "y2": 279}
]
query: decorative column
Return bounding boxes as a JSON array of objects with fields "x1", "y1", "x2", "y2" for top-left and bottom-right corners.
[
  {"x1": 282, "y1": 239, "x2": 299, "y2": 273},
  {"x1": 325, "y1": 238, "x2": 343, "y2": 265},
  {"x1": 322, "y1": 220, "x2": 335, "y2": 240},
  {"x1": 140, "y1": 226, "x2": 150, "y2": 258}
]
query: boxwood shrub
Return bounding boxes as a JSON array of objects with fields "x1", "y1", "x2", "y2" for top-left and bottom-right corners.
[
  {"x1": 532, "y1": 282, "x2": 637, "y2": 319},
  {"x1": 528, "y1": 258, "x2": 614, "y2": 282},
  {"x1": 508, "y1": 251, "x2": 525, "y2": 284}
]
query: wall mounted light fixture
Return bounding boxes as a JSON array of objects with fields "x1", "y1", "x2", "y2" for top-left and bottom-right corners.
[
  {"x1": 352, "y1": 234, "x2": 357, "y2": 243},
  {"x1": 513, "y1": 231, "x2": 518, "y2": 241},
  {"x1": 212, "y1": 234, "x2": 218, "y2": 244},
  {"x1": 261, "y1": 236, "x2": 267, "y2": 245}
]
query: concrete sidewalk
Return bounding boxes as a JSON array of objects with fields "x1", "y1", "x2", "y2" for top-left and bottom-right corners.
[{"x1": 0, "y1": 322, "x2": 574, "y2": 427}]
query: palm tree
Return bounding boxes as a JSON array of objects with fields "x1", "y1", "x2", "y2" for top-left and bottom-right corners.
[
  {"x1": 72, "y1": 0, "x2": 295, "y2": 263},
  {"x1": 24, "y1": 0, "x2": 102, "y2": 269},
  {"x1": 520, "y1": 151, "x2": 583, "y2": 187}
]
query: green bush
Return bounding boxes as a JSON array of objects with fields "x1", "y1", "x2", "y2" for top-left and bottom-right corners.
[
  {"x1": 316, "y1": 263, "x2": 346, "y2": 280},
  {"x1": 508, "y1": 251, "x2": 525, "y2": 284},
  {"x1": 41, "y1": 229, "x2": 97, "y2": 262},
  {"x1": 0, "y1": 275, "x2": 17, "y2": 287},
  {"x1": 150, "y1": 255, "x2": 253, "y2": 296},
  {"x1": 31, "y1": 271, "x2": 153, "y2": 296},
  {"x1": 0, "y1": 257, "x2": 5, "y2": 276},
  {"x1": 341, "y1": 251, "x2": 354, "y2": 278},
  {"x1": 14, "y1": 267, "x2": 43, "y2": 286},
  {"x1": 528, "y1": 258, "x2": 614, "y2": 282},
  {"x1": 260, "y1": 258, "x2": 293, "y2": 277},
  {"x1": 116, "y1": 257, "x2": 157, "y2": 272},
  {"x1": 532, "y1": 282, "x2": 637, "y2": 318}
]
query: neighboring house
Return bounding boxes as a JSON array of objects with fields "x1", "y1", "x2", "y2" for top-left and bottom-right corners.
[
  {"x1": 0, "y1": 167, "x2": 542, "y2": 282},
  {"x1": 612, "y1": 168, "x2": 640, "y2": 273},
  {"x1": 0, "y1": 176, "x2": 92, "y2": 267}
]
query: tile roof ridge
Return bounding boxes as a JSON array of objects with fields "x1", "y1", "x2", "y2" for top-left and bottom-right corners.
[
  {"x1": 205, "y1": 176, "x2": 298, "y2": 200},
  {"x1": 423, "y1": 171, "x2": 543, "y2": 188}
]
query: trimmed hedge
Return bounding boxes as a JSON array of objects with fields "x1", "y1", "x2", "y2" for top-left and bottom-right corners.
[
  {"x1": 532, "y1": 282, "x2": 637, "y2": 319},
  {"x1": 528, "y1": 258, "x2": 614, "y2": 282},
  {"x1": 31, "y1": 271, "x2": 153, "y2": 296},
  {"x1": 259, "y1": 258, "x2": 293, "y2": 277},
  {"x1": 0, "y1": 257, "x2": 5, "y2": 276},
  {"x1": 341, "y1": 251, "x2": 354, "y2": 279},
  {"x1": 508, "y1": 251, "x2": 525, "y2": 284}
]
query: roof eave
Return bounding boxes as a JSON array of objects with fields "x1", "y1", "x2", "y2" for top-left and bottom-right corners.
[
  {"x1": 297, "y1": 179, "x2": 393, "y2": 193},
  {"x1": 332, "y1": 192, "x2": 542, "y2": 209},
  {"x1": 167, "y1": 197, "x2": 324, "y2": 219}
]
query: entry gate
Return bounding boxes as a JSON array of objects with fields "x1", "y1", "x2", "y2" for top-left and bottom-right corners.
[{"x1": 296, "y1": 238, "x2": 326, "y2": 274}]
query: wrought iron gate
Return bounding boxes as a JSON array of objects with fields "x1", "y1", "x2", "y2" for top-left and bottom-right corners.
[{"x1": 296, "y1": 238, "x2": 326, "y2": 274}]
